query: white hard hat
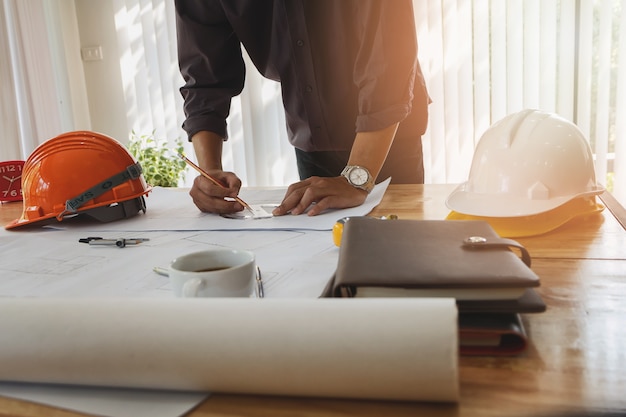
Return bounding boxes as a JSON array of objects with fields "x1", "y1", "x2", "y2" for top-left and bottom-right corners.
[{"x1": 446, "y1": 109, "x2": 604, "y2": 217}]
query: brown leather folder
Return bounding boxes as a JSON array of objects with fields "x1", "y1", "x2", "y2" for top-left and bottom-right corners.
[
  {"x1": 459, "y1": 313, "x2": 528, "y2": 356},
  {"x1": 321, "y1": 217, "x2": 546, "y2": 313},
  {"x1": 458, "y1": 288, "x2": 546, "y2": 313}
]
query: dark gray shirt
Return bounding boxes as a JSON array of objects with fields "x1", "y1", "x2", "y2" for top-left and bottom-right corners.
[{"x1": 176, "y1": 0, "x2": 429, "y2": 152}]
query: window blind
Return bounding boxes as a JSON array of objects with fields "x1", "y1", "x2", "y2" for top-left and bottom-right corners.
[
  {"x1": 1, "y1": 0, "x2": 624, "y2": 205},
  {"x1": 416, "y1": 0, "x2": 625, "y2": 203}
]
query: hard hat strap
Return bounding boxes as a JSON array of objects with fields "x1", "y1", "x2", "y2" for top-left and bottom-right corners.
[{"x1": 57, "y1": 163, "x2": 143, "y2": 220}]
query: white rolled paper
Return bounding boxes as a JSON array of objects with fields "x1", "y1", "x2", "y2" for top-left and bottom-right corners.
[{"x1": 0, "y1": 297, "x2": 459, "y2": 402}]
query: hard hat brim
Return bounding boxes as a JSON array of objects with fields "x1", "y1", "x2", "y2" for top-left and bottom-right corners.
[
  {"x1": 4, "y1": 192, "x2": 151, "y2": 230},
  {"x1": 445, "y1": 196, "x2": 605, "y2": 237},
  {"x1": 445, "y1": 182, "x2": 605, "y2": 217}
]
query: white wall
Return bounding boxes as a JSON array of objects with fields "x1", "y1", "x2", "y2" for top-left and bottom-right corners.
[
  {"x1": 54, "y1": 0, "x2": 91, "y2": 132},
  {"x1": 74, "y1": 0, "x2": 129, "y2": 144}
]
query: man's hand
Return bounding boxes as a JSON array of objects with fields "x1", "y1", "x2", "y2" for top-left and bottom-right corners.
[
  {"x1": 272, "y1": 176, "x2": 368, "y2": 216},
  {"x1": 189, "y1": 169, "x2": 245, "y2": 214},
  {"x1": 272, "y1": 122, "x2": 398, "y2": 216}
]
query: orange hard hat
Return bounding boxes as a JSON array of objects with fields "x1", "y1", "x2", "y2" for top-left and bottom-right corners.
[{"x1": 6, "y1": 131, "x2": 151, "y2": 229}]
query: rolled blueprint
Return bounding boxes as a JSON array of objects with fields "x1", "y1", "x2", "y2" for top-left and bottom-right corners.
[{"x1": 0, "y1": 297, "x2": 459, "y2": 402}]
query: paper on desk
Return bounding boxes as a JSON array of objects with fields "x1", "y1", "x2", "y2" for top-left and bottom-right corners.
[
  {"x1": 0, "y1": 297, "x2": 459, "y2": 403},
  {"x1": 0, "y1": 383, "x2": 208, "y2": 417},
  {"x1": 0, "y1": 229, "x2": 338, "y2": 298},
  {"x1": 58, "y1": 178, "x2": 390, "y2": 232}
]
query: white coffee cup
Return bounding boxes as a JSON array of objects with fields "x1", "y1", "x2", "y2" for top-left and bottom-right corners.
[{"x1": 169, "y1": 249, "x2": 256, "y2": 298}]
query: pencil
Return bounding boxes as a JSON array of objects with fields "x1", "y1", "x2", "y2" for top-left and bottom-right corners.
[{"x1": 178, "y1": 153, "x2": 252, "y2": 210}]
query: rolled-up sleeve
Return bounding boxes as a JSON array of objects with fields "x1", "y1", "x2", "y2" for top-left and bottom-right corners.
[
  {"x1": 175, "y1": 0, "x2": 245, "y2": 140},
  {"x1": 352, "y1": 0, "x2": 418, "y2": 133}
]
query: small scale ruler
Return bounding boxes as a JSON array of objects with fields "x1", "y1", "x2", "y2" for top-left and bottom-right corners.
[{"x1": 221, "y1": 204, "x2": 275, "y2": 220}]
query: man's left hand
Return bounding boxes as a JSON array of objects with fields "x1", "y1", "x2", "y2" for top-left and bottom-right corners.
[{"x1": 272, "y1": 176, "x2": 368, "y2": 216}]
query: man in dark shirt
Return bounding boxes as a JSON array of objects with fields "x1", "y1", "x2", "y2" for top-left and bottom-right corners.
[{"x1": 176, "y1": 0, "x2": 429, "y2": 216}]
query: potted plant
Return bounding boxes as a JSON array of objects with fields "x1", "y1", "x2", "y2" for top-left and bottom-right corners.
[{"x1": 128, "y1": 131, "x2": 187, "y2": 187}]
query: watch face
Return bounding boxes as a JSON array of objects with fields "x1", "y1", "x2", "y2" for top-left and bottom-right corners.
[
  {"x1": 348, "y1": 167, "x2": 369, "y2": 186},
  {"x1": 0, "y1": 160, "x2": 25, "y2": 202}
]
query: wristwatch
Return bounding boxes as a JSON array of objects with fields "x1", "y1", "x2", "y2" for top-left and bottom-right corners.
[{"x1": 341, "y1": 165, "x2": 375, "y2": 193}]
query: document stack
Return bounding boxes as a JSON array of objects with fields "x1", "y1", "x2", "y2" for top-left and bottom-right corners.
[{"x1": 322, "y1": 217, "x2": 546, "y2": 355}]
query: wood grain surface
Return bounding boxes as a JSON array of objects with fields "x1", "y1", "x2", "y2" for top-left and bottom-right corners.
[{"x1": 1, "y1": 185, "x2": 625, "y2": 417}]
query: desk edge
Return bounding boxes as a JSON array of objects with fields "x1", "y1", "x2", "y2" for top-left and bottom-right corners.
[{"x1": 599, "y1": 191, "x2": 626, "y2": 231}]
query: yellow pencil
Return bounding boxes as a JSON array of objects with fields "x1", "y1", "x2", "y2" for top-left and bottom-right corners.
[{"x1": 178, "y1": 153, "x2": 252, "y2": 210}]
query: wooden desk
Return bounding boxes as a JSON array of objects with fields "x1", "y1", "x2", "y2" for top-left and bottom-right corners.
[{"x1": 1, "y1": 185, "x2": 625, "y2": 417}]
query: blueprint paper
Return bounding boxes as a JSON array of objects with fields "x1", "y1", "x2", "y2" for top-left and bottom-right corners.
[
  {"x1": 36, "y1": 178, "x2": 390, "y2": 232},
  {"x1": 0, "y1": 177, "x2": 426, "y2": 416},
  {"x1": 0, "y1": 383, "x2": 208, "y2": 417},
  {"x1": 0, "y1": 226, "x2": 339, "y2": 416},
  {"x1": 0, "y1": 229, "x2": 337, "y2": 299}
]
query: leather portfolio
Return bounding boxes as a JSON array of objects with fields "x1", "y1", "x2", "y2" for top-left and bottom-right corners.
[
  {"x1": 459, "y1": 313, "x2": 528, "y2": 356},
  {"x1": 321, "y1": 217, "x2": 545, "y2": 313}
]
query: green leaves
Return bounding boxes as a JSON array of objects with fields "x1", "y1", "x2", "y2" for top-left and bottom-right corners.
[{"x1": 128, "y1": 131, "x2": 186, "y2": 187}]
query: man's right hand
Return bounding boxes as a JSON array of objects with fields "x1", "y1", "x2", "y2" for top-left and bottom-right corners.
[
  {"x1": 188, "y1": 131, "x2": 244, "y2": 214},
  {"x1": 188, "y1": 169, "x2": 245, "y2": 214}
]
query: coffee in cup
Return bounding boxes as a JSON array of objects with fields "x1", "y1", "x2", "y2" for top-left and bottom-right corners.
[{"x1": 168, "y1": 249, "x2": 256, "y2": 297}]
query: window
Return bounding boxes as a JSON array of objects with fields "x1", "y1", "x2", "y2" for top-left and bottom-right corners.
[
  {"x1": 416, "y1": 0, "x2": 625, "y2": 207},
  {"x1": 2, "y1": 0, "x2": 624, "y2": 206}
]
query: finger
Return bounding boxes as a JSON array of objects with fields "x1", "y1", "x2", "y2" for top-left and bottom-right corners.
[
  {"x1": 190, "y1": 176, "x2": 244, "y2": 214},
  {"x1": 218, "y1": 172, "x2": 243, "y2": 198},
  {"x1": 274, "y1": 177, "x2": 341, "y2": 216},
  {"x1": 289, "y1": 186, "x2": 320, "y2": 215},
  {"x1": 272, "y1": 191, "x2": 301, "y2": 216},
  {"x1": 305, "y1": 185, "x2": 368, "y2": 216},
  {"x1": 189, "y1": 190, "x2": 243, "y2": 214},
  {"x1": 272, "y1": 180, "x2": 310, "y2": 216},
  {"x1": 194, "y1": 175, "x2": 234, "y2": 199},
  {"x1": 306, "y1": 197, "x2": 331, "y2": 216}
]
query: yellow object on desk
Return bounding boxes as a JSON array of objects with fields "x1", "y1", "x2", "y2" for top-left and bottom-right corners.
[{"x1": 333, "y1": 215, "x2": 398, "y2": 247}]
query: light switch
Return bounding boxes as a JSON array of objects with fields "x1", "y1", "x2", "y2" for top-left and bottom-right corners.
[{"x1": 81, "y1": 46, "x2": 103, "y2": 61}]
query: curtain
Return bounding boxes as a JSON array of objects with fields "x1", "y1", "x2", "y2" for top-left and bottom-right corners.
[
  {"x1": 109, "y1": 0, "x2": 298, "y2": 187},
  {"x1": 0, "y1": 0, "x2": 88, "y2": 162},
  {"x1": 416, "y1": 0, "x2": 626, "y2": 204},
  {"x1": 111, "y1": 0, "x2": 182, "y2": 151},
  {"x1": 0, "y1": 0, "x2": 55, "y2": 161},
  {"x1": 0, "y1": 1, "x2": 22, "y2": 161},
  {"x1": 1, "y1": 0, "x2": 625, "y2": 204}
]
